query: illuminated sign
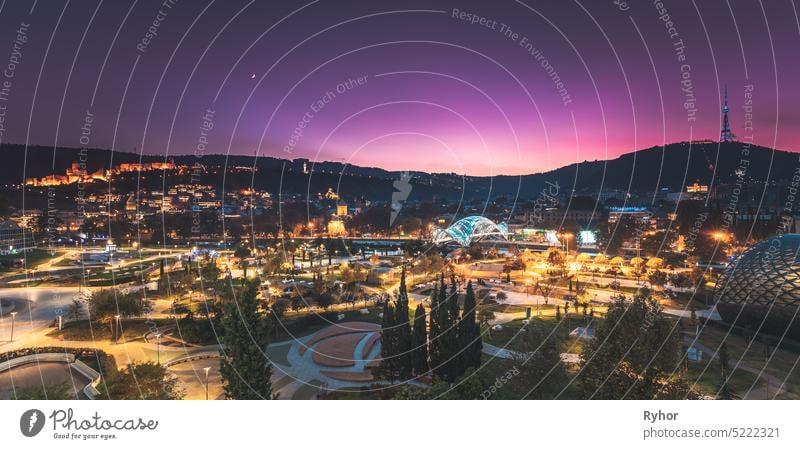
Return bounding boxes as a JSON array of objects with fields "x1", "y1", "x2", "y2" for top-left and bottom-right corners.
[{"x1": 579, "y1": 230, "x2": 597, "y2": 245}]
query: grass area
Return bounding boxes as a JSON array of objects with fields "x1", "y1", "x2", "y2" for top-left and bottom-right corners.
[
  {"x1": 86, "y1": 266, "x2": 148, "y2": 280},
  {"x1": 482, "y1": 312, "x2": 595, "y2": 355},
  {"x1": 479, "y1": 303, "x2": 530, "y2": 314},
  {"x1": 84, "y1": 266, "x2": 154, "y2": 286},
  {"x1": 692, "y1": 325, "x2": 800, "y2": 399},
  {"x1": 273, "y1": 307, "x2": 383, "y2": 343},
  {"x1": 48, "y1": 318, "x2": 169, "y2": 342},
  {"x1": 686, "y1": 363, "x2": 761, "y2": 398},
  {"x1": 0, "y1": 250, "x2": 62, "y2": 272},
  {"x1": 476, "y1": 354, "x2": 584, "y2": 399},
  {"x1": 321, "y1": 384, "x2": 403, "y2": 400}
]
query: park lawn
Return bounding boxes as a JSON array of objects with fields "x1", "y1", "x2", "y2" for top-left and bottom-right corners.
[
  {"x1": 0, "y1": 250, "x2": 62, "y2": 272},
  {"x1": 686, "y1": 363, "x2": 761, "y2": 398},
  {"x1": 272, "y1": 307, "x2": 383, "y2": 343},
  {"x1": 477, "y1": 354, "x2": 584, "y2": 399},
  {"x1": 478, "y1": 303, "x2": 529, "y2": 314},
  {"x1": 482, "y1": 314, "x2": 596, "y2": 356},
  {"x1": 321, "y1": 384, "x2": 403, "y2": 400},
  {"x1": 48, "y1": 318, "x2": 169, "y2": 342},
  {"x1": 693, "y1": 325, "x2": 800, "y2": 399}
]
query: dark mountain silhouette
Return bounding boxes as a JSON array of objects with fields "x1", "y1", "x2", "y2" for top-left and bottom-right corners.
[{"x1": 2, "y1": 141, "x2": 796, "y2": 201}]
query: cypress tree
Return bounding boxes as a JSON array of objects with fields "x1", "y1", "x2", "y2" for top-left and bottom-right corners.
[
  {"x1": 430, "y1": 274, "x2": 449, "y2": 379},
  {"x1": 439, "y1": 276, "x2": 460, "y2": 381},
  {"x1": 394, "y1": 267, "x2": 413, "y2": 379},
  {"x1": 448, "y1": 275, "x2": 460, "y2": 323},
  {"x1": 219, "y1": 281, "x2": 272, "y2": 399},
  {"x1": 459, "y1": 281, "x2": 482, "y2": 371},
  {"x1": 380, "y1": 300, "x2": 397, "y2": 381},
  {"x1": 411, "y1": 303, "x2": 429, "y2": 376}
]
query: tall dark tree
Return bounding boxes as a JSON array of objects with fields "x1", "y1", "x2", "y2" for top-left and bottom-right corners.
[
  {"x1": 428, "y1": 275, "x2": 444, "y2": 376},
  {"x1": 394, "y1": 267, "x2": 413, "y2": 379},
  {"x1": 430, "y1": 274, "x2": 450, "y2": 379},
  {"x1": 448, "y1": 275, "x2": 460, "y2": 323},
  {"x1": 458, "y1": 281, "x2": 482, "y2": 371},
  {"x1": 411, "y1": 303, "x2": 429, "y2": 376},
  {"x1": 219, "y1": 281, "x2": 273, "y2": 399},
  {"x1": 379, "y1": 299, "x2": 398, "y2": 381},
  {"x1": 716, "y1": 343, "x2": 736, "y2": 399},
  {"x1": 434, "y1": 275, "x2": 461, "y2": 381}
]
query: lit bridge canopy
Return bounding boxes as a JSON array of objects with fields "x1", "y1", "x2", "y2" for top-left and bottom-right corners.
[{"x1": 431, "y1": 216, "x2": 509, "y2": 247}]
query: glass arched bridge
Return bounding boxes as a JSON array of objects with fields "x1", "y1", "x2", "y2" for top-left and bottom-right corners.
[{"x1": 431, "y1": 216, "x2": 509, "y2": 247}]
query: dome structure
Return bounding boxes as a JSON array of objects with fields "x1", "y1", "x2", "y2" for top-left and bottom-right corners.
[
  {"x1": 714, "y1": 234, "x2": 800, "y2": 340},
  {"x1": 431, "y1": 216, "x2": 509, "y2": 247}
]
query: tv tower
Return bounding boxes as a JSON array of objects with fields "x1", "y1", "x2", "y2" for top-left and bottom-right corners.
[{"x1": 719, "y1": 86, "x2": 736, "y2": 142}]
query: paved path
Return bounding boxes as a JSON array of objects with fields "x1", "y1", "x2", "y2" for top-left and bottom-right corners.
[
  {"x1": 664, "y1": 307, "x2": 721, "y2": 321},
  {"x1": 685, "y1": 337, "x2": 786, "y2": 399},
  {"x1": 483, "y1": 341, "x2": 580, "y2": 366}
]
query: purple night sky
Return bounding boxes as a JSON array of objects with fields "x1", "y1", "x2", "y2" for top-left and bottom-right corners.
[{"x1": 0, "y1": 0, "x2": 798, "y2": 176}]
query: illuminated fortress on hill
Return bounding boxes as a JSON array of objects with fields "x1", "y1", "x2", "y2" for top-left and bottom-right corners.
[{"x1": 25, "y1": 160, "x2": 177, "y2": 186}]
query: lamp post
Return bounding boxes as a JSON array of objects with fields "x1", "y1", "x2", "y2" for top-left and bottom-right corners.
[
  {"x1": 155, "y1": 333, "x2": 162, "y2": 364},
  {"x1": 204, "y1": 367, "x2": 211, "y2": 400},
  {"x1": 114, "y1": 314, "x2": 121, "y2": 344},
  {"x1": 9, "y1": 311, "x2": 17, "y2": 342},
  {"x1": 560, "y1": 232, "x2": 573, "y2": 254}
]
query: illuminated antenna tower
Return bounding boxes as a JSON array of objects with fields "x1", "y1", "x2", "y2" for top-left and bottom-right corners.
[{"x1": 719, "y1": 85, "x2": 736, "y2": 142}]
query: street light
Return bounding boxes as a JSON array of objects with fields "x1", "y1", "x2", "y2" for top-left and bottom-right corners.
[
  {"x1": 9, "y1": 311, "x2": 17, "y2": 342},
  {"x1": 204, "y1": 367, "x2": 211, "y2": 400},
  {"x1": 114, "y1": 315, "x2": 121, "y2": 344},
  {"x1": 155, "y1": 333, "x2": 162, "y2": 364},
  {"x1": 559, "y1": 232, "x2": 574, "y2": 254}
]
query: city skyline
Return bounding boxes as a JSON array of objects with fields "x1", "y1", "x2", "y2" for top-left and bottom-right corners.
[{"x1": 0, "y1": 1, "x2": 798, "y2": 175}]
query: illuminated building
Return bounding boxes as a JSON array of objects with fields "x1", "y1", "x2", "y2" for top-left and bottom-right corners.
[
  {"x1": 327, "y1": 219, "x2": 347, "y2": 237},
  {"x1": 26, "y1": 160, "x2": 176, "y2": 186},
  {"x1": 686, "y1": 181, "x2": 708, "y2": 193},
  {"x1": 324, "y1": 188, "x2": 339, "y2": 201},
  {"x1": 607, "y1": 207, "x2": 652, "y2": 226}
]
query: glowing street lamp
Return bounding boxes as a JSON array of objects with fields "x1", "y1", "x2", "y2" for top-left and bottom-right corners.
[
  {"x1": 9, "y1": 311, "x2": 17, "y2": 342},
  {"x1": 114, "y1": 315, "x2": 121, "y2": 344},
  {"x1": 155, "y1": 333, "x2": 162, "y2": 364},
  {"x1": 557, "y1": 232, "x2": 573, "y2": 254},
  {"x1": 204, "y1": 367, "x2": 211, "y2": 400}
]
